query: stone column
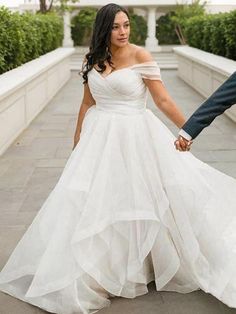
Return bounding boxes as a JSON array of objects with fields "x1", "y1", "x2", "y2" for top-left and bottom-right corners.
[
  {"x1": 63, "y1": 11, "x2": 74, "y2": 48},
  {"x1": 145, "y1": 6, "x2": 160, "y2": 52}
]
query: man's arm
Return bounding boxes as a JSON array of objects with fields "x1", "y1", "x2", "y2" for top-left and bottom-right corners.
[
  {"x1": 181, "y1": 71, "x2": 236, "y2": 140},
  {"x1": 175, "y1": 71, "x2": 236, "y2": 151}
]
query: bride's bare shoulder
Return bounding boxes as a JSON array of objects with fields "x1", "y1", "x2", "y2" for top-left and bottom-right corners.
[{"x1": 132, "y1": 45, "x2": 154, "y2": 63}]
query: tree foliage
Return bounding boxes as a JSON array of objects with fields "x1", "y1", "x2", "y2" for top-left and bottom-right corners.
[
  {"x1": 39, "y1": 0, "x2": 77, "y2": 13},
  {"x1": 184, "y1": 10, "x2": 236, "y2": 60},
  {"x1": 71, "y1": 8, "x2": 97, "y2": 46},
  {"x1": 156, "y1": 12, "x2": 179, "y2": 45},
  {"x1": 171, "y1": 0, "x2": 206, "y2": 44},
  {"x1": 0, "y1": 7, "x2": 63, "y2": 74},
  {"x1": 129, "y1": 12, "x2": 147, "y2": 46}
]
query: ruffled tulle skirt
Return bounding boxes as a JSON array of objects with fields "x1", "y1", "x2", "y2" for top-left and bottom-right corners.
[{"x1": 0, "y1": 106, "x2": 236, "y2": 314}]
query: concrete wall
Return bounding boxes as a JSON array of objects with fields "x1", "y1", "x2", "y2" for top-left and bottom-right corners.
[
  {"x1": 0, "y1": 48, "x2": 75, "y2": 156},
  {"x1": 174, "y1": 46, "x2": 236, "y2": 123}
]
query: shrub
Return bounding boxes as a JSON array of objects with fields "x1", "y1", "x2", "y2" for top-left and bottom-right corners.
[
  {"x1": 184, "y1": 10, "x2": 236, "y2": 60},
  {"x1": 185, "y1": 15, "x2": 207, "y2": 50},
  {"x1": 36, "y1": 13, "x2": 64, "y2": 54},
  {"x1": 0, "y1": 7, "x2": 25, "y2": 72},
  {"x1": 71, "y1": 8, "x2": 97, "y2": 46},
  {"x1": 19, "y1": 13, "x2": 42, "y2": 63},
  {"x1": 156, "y1": 12, "x2": 179, "y2": 45},
  {"x1": 208, "y1": 13, "x2": 227, "y2": 57},
  {"x1": 223, "y1": 10, "x2": 236, "y2": 60},
  {"x1": 0, "y1": 7, "x2": 63, "y2": 74},
  {"x1": 171, "y1": 0, "x2": 206, "y2": 44},
  {"x1": 129, "y1": 13, "x2": 147, "y2": 46}
]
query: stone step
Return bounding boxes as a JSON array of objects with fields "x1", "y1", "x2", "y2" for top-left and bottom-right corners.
[{"x1": 70, "y1": 48, "x2": 178, "y2": 70}]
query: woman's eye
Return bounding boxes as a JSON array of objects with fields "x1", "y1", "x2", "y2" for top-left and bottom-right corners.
[{"x1": 112, "y1": 24, "x2": 130, "y2": 30}]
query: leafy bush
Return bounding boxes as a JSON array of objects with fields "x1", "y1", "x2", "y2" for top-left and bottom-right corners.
[
  {"x1": 171, "y1": 0, "x2": 206, "y2": 44},
  {"x1": 184, "y1": 10, "x2": 236, "y2": 60},
  {"x1": 208, "y1": 13, "x2": 227, "y2": 57},
  {"x1": 129, "y1": 13, "x2": 147, "y2": 46},
  {"x1": 0, "y1": 7, "x2": 63, "y2": 74},
  {"x1": 223, "y1": 10, "x2": 236, "y2": 60},
  {"x1": 185, "y1": 15, "x2": 207, "y2": 50},
  {"x1": 71, "y1": 8, "x2": 97, "y2": 46},
  {"x1": 0, "y1": 7, "x2": 25, "y2": 72},
  {"x1": 36, "y1": 13, "x2": 64, "y2": 54},
  {"x1": 18, "y1": 13, "x2": 42, "y2": 63},
  {"x1": 156, "y1": 12, "x2": 179, "y2": 45}
]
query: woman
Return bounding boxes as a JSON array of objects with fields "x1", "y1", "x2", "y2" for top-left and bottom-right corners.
[{"x1": 0, "y1": 3, "x2": 236, "y2": 314}]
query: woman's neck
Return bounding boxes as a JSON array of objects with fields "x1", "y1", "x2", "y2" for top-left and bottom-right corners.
[{"x1": 110, "y1": 43, "x2": 130, "y2": 59}]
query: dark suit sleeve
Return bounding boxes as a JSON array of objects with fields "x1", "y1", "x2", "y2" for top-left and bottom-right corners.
[{"x1": 182, "y1": 72, "x2": 236, "y2": 139}]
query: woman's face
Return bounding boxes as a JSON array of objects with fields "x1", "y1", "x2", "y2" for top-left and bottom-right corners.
[{"x1": 110, "y1": 11, "x2": 130, "y2": 48}]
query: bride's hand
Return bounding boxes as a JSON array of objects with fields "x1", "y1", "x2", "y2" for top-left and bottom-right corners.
[{"x1": 174, "y1": 136, "x2": 193, "y2": 152}]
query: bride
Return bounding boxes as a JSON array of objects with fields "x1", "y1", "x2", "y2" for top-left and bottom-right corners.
[{"x1": 0, "y1": 3, "x2": 236, "y2": 314}]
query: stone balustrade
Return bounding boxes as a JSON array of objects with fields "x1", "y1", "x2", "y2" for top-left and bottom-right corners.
[
  {"x1": 0, "y1": 47, "x2": 75, "y2": 156},
  {"x1": 174, "y1": 46, "x2": 236, "y2": 122}
]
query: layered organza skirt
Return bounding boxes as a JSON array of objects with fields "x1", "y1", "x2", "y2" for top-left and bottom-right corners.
[{"x1": 0, "y1": 106, "x2": 236, "y2": 314}]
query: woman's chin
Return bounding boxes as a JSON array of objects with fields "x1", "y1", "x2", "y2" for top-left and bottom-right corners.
[{"x1": 114, "y1": 40, "x2": 129, "y2": 47}]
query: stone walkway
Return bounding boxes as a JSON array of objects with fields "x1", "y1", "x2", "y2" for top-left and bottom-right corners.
[{"x1": 0, "y1": 70, "x2": 236, "y2": 314}]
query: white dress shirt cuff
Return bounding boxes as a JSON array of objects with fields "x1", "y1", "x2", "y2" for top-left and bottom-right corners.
[{"x1": 178, "y1": 129, "x2": 192, "y2": 141}]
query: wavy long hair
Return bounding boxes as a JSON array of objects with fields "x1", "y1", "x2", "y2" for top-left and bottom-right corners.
[{"x1": 80, "y1": 3, "x2": 130, "y2": 84}]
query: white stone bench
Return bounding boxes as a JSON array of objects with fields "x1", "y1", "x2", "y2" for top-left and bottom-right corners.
[
  {"x1": 0, "y1": 47, "x2": 75, "y2": 156},
  {"x1": 173, "y1": 46, "x2": 236, "y2": 122}
]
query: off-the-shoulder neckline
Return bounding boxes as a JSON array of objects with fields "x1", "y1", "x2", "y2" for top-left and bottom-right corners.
[
  {"x1": 93, "y1": 61, "x2": 158, "y2": 79},
  {"x1": 131, "y1": 60, "x2": 157, "y2": 67}
]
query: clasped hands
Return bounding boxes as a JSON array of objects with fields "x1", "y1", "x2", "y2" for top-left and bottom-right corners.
[{"x1": 174, "y1": 136, "x2": 193, "y2": 152}]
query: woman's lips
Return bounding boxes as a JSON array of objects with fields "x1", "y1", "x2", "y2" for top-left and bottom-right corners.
[{"x1": 118, "y1": 38, "x2": 127, "y2": 42}]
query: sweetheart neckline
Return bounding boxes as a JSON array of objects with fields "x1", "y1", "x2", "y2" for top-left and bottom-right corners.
[
  {"x1": 92, "y1": 66, "x2": 134, "y2": 79},
  {"x1": 92, "y1": 60, "x2": 158, "y2": 79}
]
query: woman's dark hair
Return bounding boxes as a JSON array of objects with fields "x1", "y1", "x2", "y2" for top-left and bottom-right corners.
[{"x1": 80, "y1": 3, "x2": 130, "y2": 84}]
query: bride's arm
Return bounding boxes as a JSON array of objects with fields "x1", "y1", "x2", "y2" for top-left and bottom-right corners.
[
  {"x1": 145, "y1": 79, "x2": 186, "y2": 129},
  {"x1": 135, "y1": 48, "x2": 186, "y2": 129},
  {"x1": 135, "y1": 49, "x2": 189, "y2": 151},
  {"x1": 73, "y1": 83, "x2": 96, "y2": 149}
]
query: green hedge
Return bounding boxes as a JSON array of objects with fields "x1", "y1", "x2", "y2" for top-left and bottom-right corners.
[
  {"x1": 0, "y1": 7, "x2": 63, "y2": 74},
  {"x1": 71, "y1": 8, "x2": 97, "y2": 46},
  {"x1": 156, "y1": 12, "x2": 179, "y2": 45},
  {"x1": 129, "y1": 13, "x2": 147, "y2": 46},
  {"x1": 185, "y1": 10, "x2": 236, "y2": 60},
  {"x1": 71, "y1": 8, "x2": 147, "y2": 46},
  {"x1": 184, "y1": 15, "x2": 207, "y2": 50}
]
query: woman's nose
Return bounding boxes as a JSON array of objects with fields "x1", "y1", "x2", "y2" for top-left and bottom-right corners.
[{"x1": 119, "y1": 26, "x2": 125, "y2": 34}]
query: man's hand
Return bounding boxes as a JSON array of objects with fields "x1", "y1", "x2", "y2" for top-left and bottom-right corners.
[{"x1": 174, "y1": 136, "x2": 193, "y2": 152}]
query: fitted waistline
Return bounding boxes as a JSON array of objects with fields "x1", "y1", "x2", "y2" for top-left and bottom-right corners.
[{"x1": 95, "y1": 104, "x2": 146, "y2": 115}]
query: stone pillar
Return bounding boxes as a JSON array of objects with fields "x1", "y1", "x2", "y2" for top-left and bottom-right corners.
[
  {"x1": 145, "y1": 7, "x2": 160, "y2": 52},
  {"x1": 63, "y1": 11, "x2": 74, "y2": 48}
]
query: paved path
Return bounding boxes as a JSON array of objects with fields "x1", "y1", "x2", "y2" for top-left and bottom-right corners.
[{"x1": 0, "y1": 70, "x2": 236, "y2": 314}]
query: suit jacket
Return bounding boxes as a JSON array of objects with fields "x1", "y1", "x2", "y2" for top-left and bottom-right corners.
[{"x1": 182, "y1": 71, "x2": 236, "y2": 139}]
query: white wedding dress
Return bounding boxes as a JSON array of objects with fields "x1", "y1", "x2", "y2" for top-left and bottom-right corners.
[{"x1": 0, "y1": 61, "x2": 236, "y2": 314}]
